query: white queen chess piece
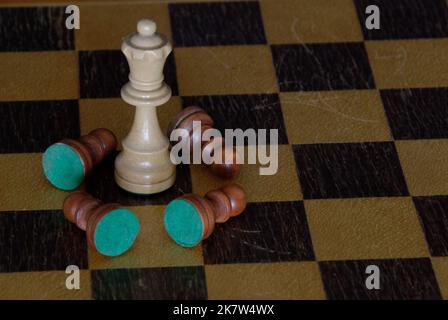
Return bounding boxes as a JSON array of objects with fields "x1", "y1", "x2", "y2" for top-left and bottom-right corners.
[{"x1": 115, "y1": 19, "x2": 176, "y2": 194}]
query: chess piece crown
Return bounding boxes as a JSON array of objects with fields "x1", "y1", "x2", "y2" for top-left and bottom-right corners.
[{"x1": 121, "y1": 18, "x2": 172, "y2": 107}]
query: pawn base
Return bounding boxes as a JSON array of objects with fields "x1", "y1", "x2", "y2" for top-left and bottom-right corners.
[{"x1": 42, "y1": 143, "x2": 85, "y2": 191}]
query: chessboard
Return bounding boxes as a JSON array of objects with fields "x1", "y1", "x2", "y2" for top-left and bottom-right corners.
[{"x1": 0, "y1": 0, "x2": 447, "y2": 300}]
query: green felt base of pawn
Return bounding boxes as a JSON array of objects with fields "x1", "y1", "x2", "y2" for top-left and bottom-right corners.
[
  {"x1": 42, "y1": 143, "x2": 85, "y2": 190},
  {"x1": 164, "y1": 199, "x2": 204, "y2": 248},
  {"x1": 94, "y1": 209, "x2": 140, "y2": 257}
]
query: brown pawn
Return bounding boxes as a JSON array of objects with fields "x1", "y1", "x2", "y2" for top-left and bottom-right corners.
[
  {"x1": 164, "y1": 183, "x2": 247, "y2": 247},
  {"x1": 61, "y1": 128, "x2": 117, "y2": 175},
  {"x1": 63, "y1": 192, "x2": 140, "y2": 257},
  {"x1": 167, "y1": 106, "x2": 241, "y2": 178},
  {"x1": 42, "y1": 128, "x2": 117, "y2": 190}
]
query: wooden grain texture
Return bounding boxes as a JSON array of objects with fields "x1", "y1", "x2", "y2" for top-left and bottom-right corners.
[
  {"x1": 91, "y1": 266, "x2": 207, "y2": 300},
  {"x1": 0, "y1": 210, "x2": 88, "y2": 273},
  {"x1": 0, "y1": 6, "x2": 73, "y2": 52},
  {"x1": 86, "y1": 151, "x2": 192, "y2": 206},
  {"x1": 79, "y1": 50, "x2": 128, "y2": 99},
  {"x1": 271, "y1": 43, "x2": 375, "y2": 92},
  {"x1": 182, "y1": 94, "x2": 288, "y2": 145},
  {"x1": 293, "y1": 142, "x2": 409, "y2": 199},
  {"x1": 169, "y1": 1, "x2": 266, "y2": 46},
  {"x1": 261, "y1": 0, "x2": 363, "y2": 44},
  {"x1": 354, "y1": 0, "x2": 448, "y2": 40},
  {"x1": 413, "y1": 196, "x2": 448, "y2": 257},
  {"x1": 0, "y1": 100, "x2": 80, "y2": 153},
  {"x1": 319, "y1": 258, "x2": 442, "y2": 300},
  {"x1": 380, "y1": 88, "x2": 448, "y2": 140},
  {"x1": 203, "y1": 201, "x2": 315, "y2": 264},
  {"x1": 79, "y1": 50, "x2": 178, "y2": 99}
]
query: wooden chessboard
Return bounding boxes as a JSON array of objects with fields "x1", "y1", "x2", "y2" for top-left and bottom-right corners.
[{"x1": 0, "y1": 0, "x2": 447, "y2": 300}]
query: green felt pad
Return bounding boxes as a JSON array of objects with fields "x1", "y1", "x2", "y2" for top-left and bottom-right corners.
[
  {"x1": 42, "y1": 143, "x2": 85, "y2": 190},
  {"x1": 164, "y1": 199, "x2": 204, "y2": 248},
  {"x1": 94, "y1": 208, "x2": 140, "y2": 257}
]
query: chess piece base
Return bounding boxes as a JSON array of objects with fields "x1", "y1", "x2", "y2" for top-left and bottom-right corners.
[
  {"x1": 114, "y1": 105, "x2": 176, "y2": 195},
  {"x1": 114, "y1": 168, "x2": 176, "y2": 194}
]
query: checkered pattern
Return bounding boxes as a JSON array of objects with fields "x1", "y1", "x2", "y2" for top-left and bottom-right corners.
[{"x1": 0, "y1": 0, "x2": 447, "y2": 300}]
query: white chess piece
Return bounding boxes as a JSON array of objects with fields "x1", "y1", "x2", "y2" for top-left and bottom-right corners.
[{"x1": 115, "y1": 19, "x2": 176, "y2": 194}]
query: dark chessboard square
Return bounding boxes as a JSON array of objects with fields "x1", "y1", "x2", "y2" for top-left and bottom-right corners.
[
  {"x1": 0, "y1": 100, "x2": 80, "y2": 154},
  {"x1": 0, "y1": 7, "x2": 74, "y2": 52},
  {"x1": 271, "y1": 43, "x2": 375, "y2": 92},
  {"x1": 413, "y1": 196, "x2": 448, "y2": 256},
  {"x1": 320, "y1": 258, "x2": 442, "y2": 300},
  {"x1": 86, "y1": 151, "x2": 192, "y2": 206},
  {"x1": 380, "y1": 88, "x2": 448, "y2": 140},
  {"x1": 79, "y1": 50, "x2": 178, "y2": 99},
  {"x1": 165, "y1": 52, "x2": 179, "y2": 97},
  {"x1": 181, "y1": 94, "x2": 288, "y2": 145},
  {"x1": 354, "y1": 0, "x2": 448, "y2": 40},
  {"x1": 169, "y1": 1, "x2": 266, "y2": 47},
  {"x1": 203, "y1": 201, "x2": 315, "y2": 264},
  {"x1": 0, "y1": 210, "x2": 88, "y2": 273},
  {"x1": 293, "y1": 142, "x2": 409, "y2": 199},
  {"x1": 91, "y1": 266, "x2": 207, "y2": 300}
]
